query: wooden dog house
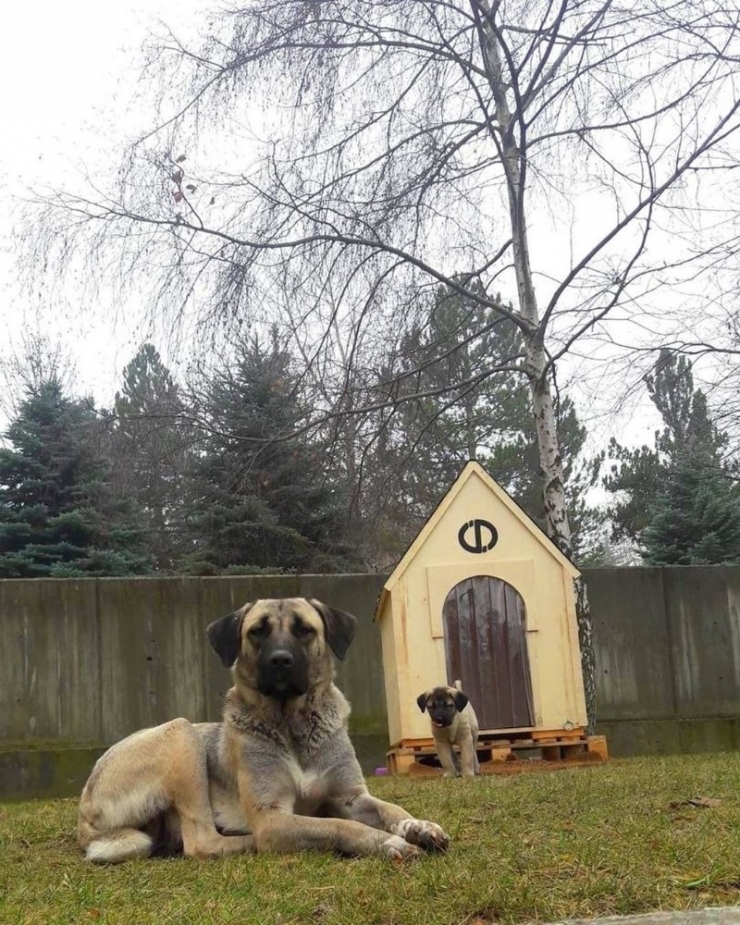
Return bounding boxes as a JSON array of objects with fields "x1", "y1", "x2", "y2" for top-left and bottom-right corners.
[{"x1": 375, "y1": 461, "x2": 606, "y2": 773}]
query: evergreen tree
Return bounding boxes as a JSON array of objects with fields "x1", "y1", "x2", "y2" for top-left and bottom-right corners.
[
  {"x1": 112, "y1": 344, "x2": 190, "y2": 570},
  {"x1": 182, "y1": 332, "x2": 355, "y2": 574},
  {"x1": 363, "y1": 284, "x2": 604, "y2": 565},
  {"x1": 0, "y1": 378, "x2": 151, "y2": 577},
  {"x1": 601, "y1": 441, "x2": 663, "y2": 544},
  {"x1": 604, "y1": 351, "x2": 740, "y2": 564}
]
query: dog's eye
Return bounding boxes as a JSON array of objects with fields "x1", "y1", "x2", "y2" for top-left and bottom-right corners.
[
  {"x1": 247, "y1": 623, "x2": 269, "y2": 642},
  {"x1": 293, "y1": 622, "x2": 315, "y2": 639}
]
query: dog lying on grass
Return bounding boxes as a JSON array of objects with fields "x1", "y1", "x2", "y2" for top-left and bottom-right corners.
[{"x1": 78, "y1": 598, "x2": 450, "y2": 862}]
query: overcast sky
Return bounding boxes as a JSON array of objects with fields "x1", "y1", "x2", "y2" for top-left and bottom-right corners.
[
  {"x1": 0, "y1": 1, "x2": 203, "y2": 404},
  {"x1": 0, "y1": 1, "x2": 665, "y2": 450}
]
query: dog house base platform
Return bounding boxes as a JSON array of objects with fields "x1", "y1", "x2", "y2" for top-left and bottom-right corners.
[{"x1": 385, "y1": 728, "x2": 608, "y2": 775}]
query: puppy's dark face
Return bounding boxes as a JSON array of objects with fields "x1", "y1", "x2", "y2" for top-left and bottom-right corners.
[
  {"x1": 417, "y1": 686, "x2": 469, "y2": 728},
  {"x1": 207, "y1": 598, "x2": 357, "y2": 702}
]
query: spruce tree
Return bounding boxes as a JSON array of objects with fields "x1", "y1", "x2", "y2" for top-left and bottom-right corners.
[
  {"x1": 640, "y1": 391, "x2": 740, "y2": 564},
  {"x1": 182, "y1": 333, "x2": 354, "y2": 574},
  {"x1": 604, "y1": 351, "x2": 740, "y2": 564},
  {"x1": 0, "y1": 378, "x2": 151, "y2": 577},
  {"x1": 112, "y1": 344, "x2": 190, "y2": 570}
]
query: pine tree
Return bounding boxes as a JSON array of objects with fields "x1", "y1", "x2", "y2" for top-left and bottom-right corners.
[
  {"x1": 601, "y1": 441, "x2": 663, "y2": 544},
  {"x1": 112, "y1": 344, "x2": 190, "y2": 570},
  {"x1": 182, "y1": 332, "x2": 355, "y2": 574},
  {"x1": 0, "y1": 378, "x2": 151, "y2": 577},
  {"x1": 363, "y1": 284, "x2": 603, "y2": 565},
  {"x1": 641, "y1": 391, "x2": 740, "y2": 564},
  {"x1": 604, "y1": 351, "x2": 740, "y2": 564}
]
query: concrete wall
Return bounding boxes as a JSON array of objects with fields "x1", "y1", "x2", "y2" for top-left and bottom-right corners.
[
  {"x1": 2, "y1": 567, "x2": 740, "y2": 799},
  {"x1": 0, "y1": 574, "x2": 387, "y2": 748},
  {"x1": 587, "y1": 566, "x2": 740, "y2": 755}
]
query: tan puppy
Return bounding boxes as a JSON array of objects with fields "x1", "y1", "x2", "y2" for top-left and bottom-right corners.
[
  {"x1": 417, "y1": 681, "x2": 480, "y2": 778},
  {"x1": 77, "y1": 598, "x2": 450, "y2": 863}
]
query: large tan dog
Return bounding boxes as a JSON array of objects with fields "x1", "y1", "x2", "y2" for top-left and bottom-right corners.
[
  {"x1": 78, "y1": 598, "x2": 449, "y2": 863},
  {"x1": 417, "y1": 681, "x2": 480, "y2": 778}
]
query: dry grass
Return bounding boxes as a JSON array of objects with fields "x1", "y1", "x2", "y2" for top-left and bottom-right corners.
[{"x1": 2, "y1": 754, "x2": 740, "y2": 925}]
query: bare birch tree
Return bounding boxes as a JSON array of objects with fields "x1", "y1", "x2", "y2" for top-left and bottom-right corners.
[{"x1": 24, "y1": 0, "x2": 740, "y2": 725}]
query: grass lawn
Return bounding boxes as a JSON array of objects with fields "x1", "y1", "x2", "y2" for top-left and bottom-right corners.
[{"x1": 2, "y1": 753, "x2": 740, "y2": 925}]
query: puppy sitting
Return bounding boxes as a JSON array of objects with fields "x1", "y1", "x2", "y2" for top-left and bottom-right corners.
[{"x1": 417, "y1": 681, "x2": 480, "y2": 778}]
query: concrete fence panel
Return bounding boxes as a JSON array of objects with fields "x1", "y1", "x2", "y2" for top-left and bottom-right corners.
[{"x1": 2, "y1": 567, "x2": 740, "y2": 799}]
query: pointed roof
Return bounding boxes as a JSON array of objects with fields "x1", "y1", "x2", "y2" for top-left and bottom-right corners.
[{"x1": 382, "y1": 460, "x2": 580, "y2": 595}]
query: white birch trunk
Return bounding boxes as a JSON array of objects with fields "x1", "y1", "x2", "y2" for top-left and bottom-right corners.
[{"x1": 474, "y1": 0, "x2": 596, "y2": 730}]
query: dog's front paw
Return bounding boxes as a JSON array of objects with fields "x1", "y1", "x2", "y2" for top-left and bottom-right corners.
[
  {"x1": 391, "y1": 818, "x2": 450, "y2": 853},
  {"x1": 379, "y1": 834, "x2": 421, "y2": 860}
]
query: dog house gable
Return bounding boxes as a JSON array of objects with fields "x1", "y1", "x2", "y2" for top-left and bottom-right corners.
[
  {"x1": 376, "y1": 461, "x2": 586, "y2": 747},
  {"x1": 382, "y1": 461, "x2": 579, "y2": 591}
]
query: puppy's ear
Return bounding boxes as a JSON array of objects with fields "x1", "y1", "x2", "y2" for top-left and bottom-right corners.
[
  {"x1": 417, "y1": 693, "x2": 429, "y2": 713},
  {"x1": 310, "y1": 600, "x2": 357, "y2": 661},
  {"x1": 453, "y1": 691, "x2": 469, "y2": 712},
  {"x1": 207, "y1": 608, "x2": 248, "y2": 668}
]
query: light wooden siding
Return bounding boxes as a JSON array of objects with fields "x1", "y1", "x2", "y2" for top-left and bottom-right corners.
[{"x1": 378, "y1": 463, "x2": 587, "y2": 744}]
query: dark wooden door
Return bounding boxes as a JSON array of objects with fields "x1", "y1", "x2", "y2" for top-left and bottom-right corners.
[{"x1": 442, "y1": 575, "x2": 534, "y2": 730}]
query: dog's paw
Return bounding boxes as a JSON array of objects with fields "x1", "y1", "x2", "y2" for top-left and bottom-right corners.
[
  {"x1": 391, "y1": 818, "x2": 450, "y2": 853},
  {"x1": 378, "y1": 834, "x2": 421, "y2": 860}
]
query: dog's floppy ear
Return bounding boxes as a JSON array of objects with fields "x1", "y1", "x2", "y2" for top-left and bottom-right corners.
[
  {"x1": 207, "y1": 608, "x2": 248, "y2": 668},
  {"x1": 310, "y1": 599, "x2": 357, "y2": 660},
  {"x1": 453, "y1": 690, "x2": 469, "y2": 712},
  {"x1": 416, "y1": 693, "x2": 430, "y2": 713}
]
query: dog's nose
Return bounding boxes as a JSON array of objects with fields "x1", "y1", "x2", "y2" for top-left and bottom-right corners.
[{"x1": 269, "y1": 650, "x2": 295, "y2": 669}]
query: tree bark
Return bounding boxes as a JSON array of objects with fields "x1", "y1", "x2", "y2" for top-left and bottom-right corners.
[{"x1": 474, "y1": 0, "x2": 596, "y2": 730}]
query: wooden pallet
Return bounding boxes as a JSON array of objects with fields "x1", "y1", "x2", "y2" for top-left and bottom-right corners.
[{"x1": 386, "y1": 729, "x2": 607, "y2": 775}]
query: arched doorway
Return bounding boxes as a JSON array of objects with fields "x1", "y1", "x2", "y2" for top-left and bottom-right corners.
[{"x1": 442, "y1": 575, "x2": 534, "y2": 729}]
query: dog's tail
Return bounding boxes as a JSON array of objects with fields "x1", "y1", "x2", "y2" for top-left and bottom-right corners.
[{"x1": 83, "y1": 828, "x2": 154, "y2": 864}]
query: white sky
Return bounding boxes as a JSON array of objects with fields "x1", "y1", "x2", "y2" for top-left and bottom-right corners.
[
  {"x1": 0, "y1": 0, "x2": 203, "y2": 405},
  {"x1": 0, "y1": 1, "x2": 666, "y2": 453}
]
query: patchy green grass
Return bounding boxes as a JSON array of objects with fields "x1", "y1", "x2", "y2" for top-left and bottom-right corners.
[{"x1": 2, "y1": 754, "x2": 740, "y2": 925}]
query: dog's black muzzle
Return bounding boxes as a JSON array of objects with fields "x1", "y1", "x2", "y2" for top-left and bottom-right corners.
[
  {"x1": 257, "y1": 640, "x2": 310, "y2": 701},
  {"x1": 427, "y1": 704, "x2": 457, "y2": 729}
]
